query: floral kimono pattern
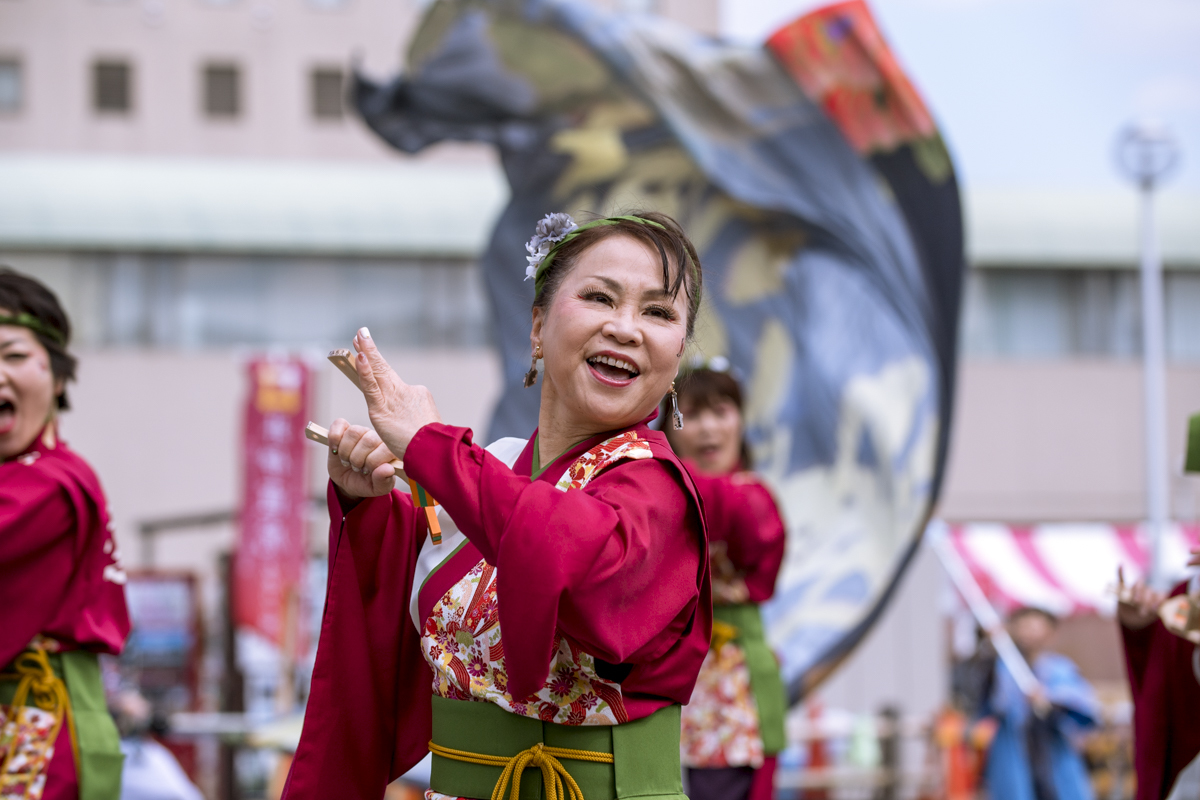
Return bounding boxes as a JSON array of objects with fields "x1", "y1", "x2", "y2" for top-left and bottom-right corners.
[
  {"x1": 680, "y1": 643, "x2": 763, "y2": 768},
  {"x1": 421, "y1": 432, "x2": 654, "y2": 800},
  {"x1": 420, "y1": 431, "x2": 654, "y2": 724},
  {"x1": 0, "y1": 704, "x2": 58, "y2": 800},
  {"x1": 422, "y1": 559, "x2": 629, "y2": 725}
]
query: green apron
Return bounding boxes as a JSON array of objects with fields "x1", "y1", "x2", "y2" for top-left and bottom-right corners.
[
  {"x1": 712, "y1": 604, "x2": 788, "y2": 755},
  {"x1": 0, "y1": 649, "x2": 124, "y2": 800},
  {"x1": 429, "y1": 695, "x2": 686, "y2": 800}
]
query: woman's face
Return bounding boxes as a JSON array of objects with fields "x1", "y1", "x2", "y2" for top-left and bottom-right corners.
[
  {"x1": 0, "y1": 321, "x2": 59, "y2": 460},
  {"x1": 671, "y1": 395, "x2": 743, "y2": 476},
  {"x1": 532, "y1": 235, "x2": 689, "y2": 438}
]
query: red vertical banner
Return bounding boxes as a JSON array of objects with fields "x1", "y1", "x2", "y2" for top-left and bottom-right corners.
[{"x1": 235, "y1": 358, "x2": 310, "y2": 651}]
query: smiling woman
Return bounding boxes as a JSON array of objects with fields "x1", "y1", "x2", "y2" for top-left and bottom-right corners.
[
  {"x1": 284, "y1": 213, "x2": 712, "y2": 800},
  {"x1": 0, "y1": 267, "x2": 129, "y2": 800}
]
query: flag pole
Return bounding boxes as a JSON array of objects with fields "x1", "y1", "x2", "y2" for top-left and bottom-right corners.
[{"x1": 927, "y1": 525, "x2": 1042, "y2": 698}]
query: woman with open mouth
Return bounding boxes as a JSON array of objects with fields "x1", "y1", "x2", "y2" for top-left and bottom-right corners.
[
  {"x1": 284, "y1": 212, "x2": 712, "y2": 800},
  {"x1": 665, "y1": 365, "x2": 788, "y2": 800},
  {"x1": 0, "y1": 268, "x2": 129, "y2": 800}
]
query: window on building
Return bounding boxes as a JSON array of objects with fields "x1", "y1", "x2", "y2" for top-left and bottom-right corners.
[
  {"x1": 204, "y1": 63, "x2": 240, "y2": 118},
  {"x1": 55, "y1": 254, "x2": 490, "y2": 349},
  {"x1": 310, "y1": 68, "x2": 344, "y2": 120},
  {"x1": 0, "y1": 59, "x2": 20, "y2": 113},
  {"x1": 93, "y1": 60, "x2": 132, "y2": 113},
  {"x1": 960, "y1": 267, "x2": 1200, "y2": 361}
]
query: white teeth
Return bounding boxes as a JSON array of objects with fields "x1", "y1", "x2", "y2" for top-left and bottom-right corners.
[{"x1": 589, "y1": 355, "x2": 638, "y2": 375}]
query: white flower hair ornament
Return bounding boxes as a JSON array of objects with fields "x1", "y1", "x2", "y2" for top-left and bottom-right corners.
[{"x1": 524, "y1": 212, "x2": 579, "y2": 282}]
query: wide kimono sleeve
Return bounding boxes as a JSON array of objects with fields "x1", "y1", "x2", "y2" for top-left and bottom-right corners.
[
  {"x1": 690, "y1": 470, "x2": 786, "y2": 603},
  {"x1": 986, "y1": 654, "x2": 1097, "y2": 733},
  {"x1": 282, "y1": 483, "x2": 430, "y2": 800},
  {"x1": 404, "y1": 423, "x2": 706, "y2": 700},
  {"x1": 1040, "y1": 654, "x2": 1098, "y2": 733},
  {"x1": 1121, "y1": 582, "x2": 1200, "y2": 800},
  {"x1": 0, "y1": 464, "x2": 78, "y2": 666}
]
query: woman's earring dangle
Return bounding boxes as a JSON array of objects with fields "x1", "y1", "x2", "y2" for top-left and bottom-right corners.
[
  {"x1": 524, "y1": 345, "x2": 542, "y2": 388},
  {"x1": 670, "y1": 381, "x2": 683, "y2": 430}
]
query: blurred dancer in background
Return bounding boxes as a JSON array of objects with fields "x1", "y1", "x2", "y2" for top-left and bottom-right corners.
[
  {"x1": 666, "y1": 364, "x2": 787, "y2": 800},
  {"x1": 0, "y1": 268, "x2": 129, "y2": 800},
  {"x1": 1118, "y1": 547, "x2": 1200, "y2": 800},
  {"x1": 982, "y1": 607, "x2": 1098, "y2": 800},
  {"x1": 110, "y1": 690, "x2": 202, "y2": 800}
]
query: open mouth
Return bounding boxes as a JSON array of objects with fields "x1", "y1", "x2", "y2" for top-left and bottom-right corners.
[
  {"x1": 0, "y1": 400, "x2": 15, "y2": 435},
  {"x1": 587, "y1": 354, "x2": 640, "y2": 384}
]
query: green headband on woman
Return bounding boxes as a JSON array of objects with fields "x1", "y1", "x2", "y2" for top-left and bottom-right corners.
[
  {"x1": 525, "y1": 213, "x2": 673, "y2": 298},
  {"x1": 0, "y1": 312, "x2": 66, "y2": 345}
]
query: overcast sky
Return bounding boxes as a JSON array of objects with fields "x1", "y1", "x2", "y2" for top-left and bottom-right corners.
[{"x1": 718, "y1": 0, "x2": 1200, "y2": 194}]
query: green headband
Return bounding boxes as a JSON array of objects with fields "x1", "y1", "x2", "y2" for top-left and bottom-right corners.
[
  {"x1": 0, "y1": 312, "x2": 67, "y2": 346},
  {"x1": 530, "y1": 214, "x2": 682, "y2": 298}
]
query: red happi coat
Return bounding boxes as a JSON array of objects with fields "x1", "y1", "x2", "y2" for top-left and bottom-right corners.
[
  {"x1": 1122, "y1": 581, "x2": 1200, "y2": 800},
  {"x1": 688, "y1": 467, "x2": 786, "y2": 605},
  {"x1": 283, "y1": 421, "x2": 711, "y2": 800},
  {"x1": 680, "y1": 466, "x2": 786, "y2": 799},
  {"x1": 0, "y1": 426, "x2": 131, "y2": 799}
]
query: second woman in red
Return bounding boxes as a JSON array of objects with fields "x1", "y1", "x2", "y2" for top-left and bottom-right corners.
[{"x1": 666, "y1": 365, "x2": 788, "y2": 800}]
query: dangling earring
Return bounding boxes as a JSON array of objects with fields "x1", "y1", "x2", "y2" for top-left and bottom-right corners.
[
  {"x1": 524, "y1": 345, "x2": 542, "y2": 388},
  {"x1": 670, "y1": 381, "x2": 683, "y2": 430}
]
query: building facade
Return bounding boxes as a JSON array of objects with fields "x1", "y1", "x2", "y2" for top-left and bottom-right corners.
[{"x1": 2, "y1": 0, "x2": 1199, "y2": 787}]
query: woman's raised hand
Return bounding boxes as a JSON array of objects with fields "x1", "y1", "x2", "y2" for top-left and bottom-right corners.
[
  {"x1": 1116, "y1": 566, "x2": 1167, "y2": 631},
  {"x1": 351, "y1": 328, "x2": 441, "y2": 461},
  {"x1": 326, "y1": 419, "x2": 399, "y2": 498}
]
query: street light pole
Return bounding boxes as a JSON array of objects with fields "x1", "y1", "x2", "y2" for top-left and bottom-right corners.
[
  {"x1": 1116, "y1": 123, "x2": 1180, "y2": 590},
  {"x1": 1138, "y1": 176, "x2": 1170, "y2": 591}
]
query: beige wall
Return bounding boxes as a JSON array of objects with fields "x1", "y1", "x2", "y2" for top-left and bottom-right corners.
[
  {"x1": 939, "y1": 361, "x2": 1200, "y2": 522},
  {"x1": 0, "y1": 0, "x2": 718, "y2": 161},
  {"x1": 59, "y1": 347, "x2": 502, "y2": 565},
  {"x1": 0, "y1": 0, "x2": 415, "y2": 160}
]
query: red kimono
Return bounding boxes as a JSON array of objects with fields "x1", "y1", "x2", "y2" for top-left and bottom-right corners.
[
  {"x1": 689, "y1": 470, "x2": 786, "y2": 605},
  {"x1": 0, "y1": 427, "x2": 130, "y2": 799},
  {"x1": 680, "y1": 469, "x2": 787, "y2": 800},
  {"x1": 1122, "y1": 581, "x2": 1200, "y2": 800},
  {"x1": 284, "y1": 421, "x2": 711, "y2": 800}
]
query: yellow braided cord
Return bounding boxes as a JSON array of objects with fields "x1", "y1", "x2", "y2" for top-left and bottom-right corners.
[
  {"x1": 710, "y1": 619, "x2": 739, "y2": 652},
  {"x1": 429, "y1": 740, "x2": 613, "y2": 800},
  {"x1": 0, "y1": 647, "x2": 80, "y2": 778}
]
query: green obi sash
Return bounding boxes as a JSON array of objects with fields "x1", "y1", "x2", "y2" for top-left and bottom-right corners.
[
  {"x1": 713, "y1": 604, "x2": 788, "y2": 755},
  {"x1": 0, "y1": 648, "x2": 124, "y2": 800},
  {"x1": 429, "y1": 696, "x2": 686, "y2": 800}
]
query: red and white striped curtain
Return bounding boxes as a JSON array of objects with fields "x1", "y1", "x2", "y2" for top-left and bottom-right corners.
[{"x1": 947, "y1": 522, "x2": 1200, "y2": 616}]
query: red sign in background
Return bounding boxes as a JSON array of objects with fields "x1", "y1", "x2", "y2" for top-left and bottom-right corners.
[{"x1": 235, "y1": 358, "x2": 310, "y2": 653}]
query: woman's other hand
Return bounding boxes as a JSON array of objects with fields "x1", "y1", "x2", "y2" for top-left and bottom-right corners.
[
  {"x1": 351, "y1": 328, "x2": 441, "y2": 461},
  {"x1": 1116, "y1": 566, "x2": 1167, "y2": 630},
  {"x1": 327, "y1": 418, "x2": 398, "y2": 498}
]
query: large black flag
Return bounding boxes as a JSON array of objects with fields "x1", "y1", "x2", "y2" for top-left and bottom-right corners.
[{"x1": 355, "y1": 0, "x2": 964, "y2": 701}]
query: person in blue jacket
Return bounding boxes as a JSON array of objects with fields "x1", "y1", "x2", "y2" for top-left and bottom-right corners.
[{"x1": 983, "y1": 606, "x2": 1099, "y2": 800}]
